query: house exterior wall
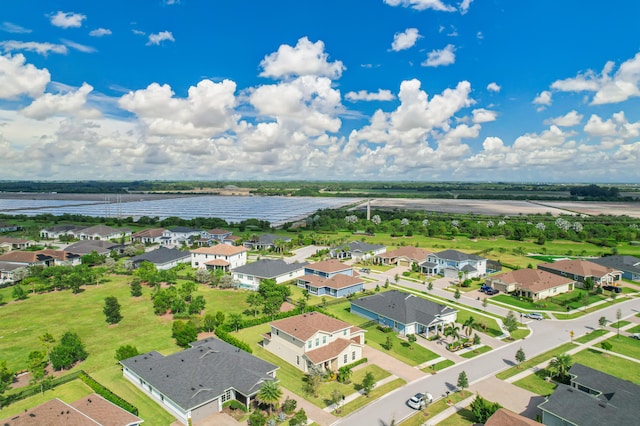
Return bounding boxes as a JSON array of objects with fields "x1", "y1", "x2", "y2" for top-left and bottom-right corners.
[
  {"x1": 191, "y1": 251, "x2": 247, "y2": 269},
  {"x1": 540, "y1": 411, "x2": 572, "y2": 426},
  {"x1": 350, "y1": 304, "x2": 407, "y2": 333},
  {"x1": 156, "y1": 258, "x2": 190, "y2": 271},
  {"x1": 424, "y1": 255, "x2": 486, "y2": 278},
  {"x1": 264, "y1": 328, "x2": 310, "y2": 372},
  {"x1": 234, "y1": 269, "x2": 305, "y2": 290}
]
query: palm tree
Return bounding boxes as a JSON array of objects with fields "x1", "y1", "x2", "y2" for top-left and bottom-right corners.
[
  {"x1": 256, "y1": 380, "x2": 282, "y2": 415},
  {"x1": 463, "y1": 316, "x2": 476, "y2": 338},
  {"x1": 548, "y1": 354, "x2": 573, "y2": 383},
  {"x1": 444, "y1": 324, "x2": 461, "y2": 344}
]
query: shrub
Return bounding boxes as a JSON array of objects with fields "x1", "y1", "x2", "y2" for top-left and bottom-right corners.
[
  {"x1": 248, "y1": 409, "x2": 266, "y2": 426},
  {"x1": 79, "y1": 371, "x2": 138, "y2": 415},
  {"x1": 214, "y1": 328, "x2": 253, "y2": 353},
  {"x1": 222, "y1": 399, "x2": 248, "y2": 412},
  {"x1": 282, "y1": 397, "x2": 297, "y2": 414}
]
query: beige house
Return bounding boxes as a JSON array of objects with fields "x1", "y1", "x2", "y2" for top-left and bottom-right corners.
[
  {"x1": 190, "y1": 245, "x2": 247, "y2": 271},
  {"x1": 537, "y1": 259, "x2": 622, "y2": 288},
  {"x1": 486, "y1": 268, "x2": 575, "y2": 300},
  {"x1": 374, "y1": 246, "x2": 431, "y2": 267},
  {"x1": 263, "y1": 311, "x2": 365, "y2": 373}
]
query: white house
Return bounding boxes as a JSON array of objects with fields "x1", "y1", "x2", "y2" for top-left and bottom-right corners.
[
  {"x1": 421, "y1": 249, "x2": 487, "y2": 279},
  {"x1": 232, "y1": 259, "x2": 308, "y2": 290},
  {"x1": 191, "y1": 245, "x2": 247, "y2": 271}
]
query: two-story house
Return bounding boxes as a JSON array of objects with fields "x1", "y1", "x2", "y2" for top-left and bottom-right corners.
[
  {"x1": 262, "y1": 311, "x2": 365, "y2": 373},
  {"x1": 161, "y1": 227, "x2": 203, "y2": 247},
  {"x1": 296, "y1": 260, "x2": 364, "y2": 297},
  {"x1": 421, "y1": 249, "x2": 487, "y2": 279},
  {"x1": 191, "y1": 245, "x2": 248, "y2": 271},
  {"x1": 131, "y1": 228, "x2": 166, "y2": 244}
]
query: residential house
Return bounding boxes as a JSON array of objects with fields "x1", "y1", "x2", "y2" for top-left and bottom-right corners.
[
  {"x1": 161, "y1": 227, "x2": 203, "y2": 247},
  {"x1": 0, "y1": 393, "x2": 144, "y2": 425},
  {"x1": 127, "y1": 247, "x2": 191, "y2": 271},
  {"x1": 74, "y1": 225, "x2": 132, "y2": 241},
  {"x1": 121, "y1": 337, "x2": 278, "y2": 425},
  {"x1": 296, "y1": 260, "x2": 364, "y2": 297},
  {"x1": 484, "y1": 408, "x2": 540, "y2": 426},
  {"x1": 222, "y1": 235, "x2": 242, "y2": 246},
  {"x1": 191, "y1": 245, "x2": 248, "y2": 271},
  {"x1": 232, "y1": 259, "x2": 308, "y2": 290},
  {"x1": 65, "y1": 240, "x2": 124, "y2": 256},
  {"x1": 131, "y1": 228, "x2": 166, "y2": 245},
  {"x1": 0, "y1": 223, "x2": 20, "y2": 233},
  {"x1": 485, "y1": 268, "x2": 575, "y2": 300},
  {"x1": 537, "y1": 259, "x2": 622, "y2": 288},
  {"x1": 243, "y1": 234, "x2": 291, "y2": 251},
  {"x1": 374, "y1": 246, "x2": 431, "y2": 267},
  {"x1": 203, "y1": 228, "x2": 233, "y2": 242},
  {"x1": 35, "y1": 249, "x2": 82, "y2": 266},
  {"x1": 0, "y1": 261, "x2": 28, "y2": 284},
  {"x1": 330, "y1": 241, "x2": 386, "y2": 261},
  {"x1": 590, "y1": 255, "x2": 640, "y2": 282},
  {"x1": 538, "y1": 363, "x2": 639, "y2": 426},
  {"x1": 0, "y1": 250, "x2": 55, "y2": 267},
  {"x1": 262, "y1": 311, "x2": 365, "y2": 373},
  {"x1": 40, "y1": 224, "x2": 85, "y2": 239},
  {"x1": 0, "y1": 236, "x2": 35, "y2": 251},
  {"x1": 421, "y1": 249, "x2": 487, "y2": 279},
  {"x1": 351, "y1": 290, "x2": 457, "y2": 337}
]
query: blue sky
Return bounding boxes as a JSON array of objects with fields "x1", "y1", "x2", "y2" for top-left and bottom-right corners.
[{"x1": 1, "y1": 0, "x2": 639, "y2": 182}]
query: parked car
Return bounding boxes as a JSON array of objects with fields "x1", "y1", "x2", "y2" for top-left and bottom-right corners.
[
  {"x1": 630, "y1": 333, "x2": 640, "y2": 340},
  {"x1": 407, "y1": 392, "x2": 433, "y2": 410},
  {"x1": 359, "y1": 268, "x2": 371, "y2": 273},
  {"x1": 602, "y1": 285, "x2": 622, "y2": 293},
  {"x1": 524, "y1": 312, "x2": 544, "y2": 320},
  {"x1": 485, "y1": 288, "x2": 499, "y2": 295},
  {"x1": 480, "y1": 285, "x2": 492, "y2": 293}
]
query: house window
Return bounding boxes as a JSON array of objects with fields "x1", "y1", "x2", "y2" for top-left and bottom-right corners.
[
  {"x1": 221, "y1": 389, "x2": 232, "y2": 403},
  {"x1": 344, "y1": 354, "x2": 348, "y2": 363},
  {"x1": 352, "y1": 351, "x2": 356, "y2": 360},
  {"x1": 308, "y1": 341, "x2": 312, "y2": 349},
  {"x1": 296, "y1": 356, "x2": 300, "y2": 365},
  {"x1": 322, "y1": 336, "x2": 326, "y2": 344},
  {"x1": 343, "y1": 330, "x2": 347, "y2": 336},
  {"x1": 315, "y1": 338, "x2": 319, "y2": 347},
  {"x1": 275, "y1": 329, "x2": 279, "y2": 335},
  {"x1": 238, "y1": 274, "x2": 243, "y2": 279}
]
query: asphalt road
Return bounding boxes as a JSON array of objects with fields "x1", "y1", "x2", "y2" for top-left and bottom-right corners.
[{"x1": 332, "y1": 296, "x2": 640, "y2": 426}]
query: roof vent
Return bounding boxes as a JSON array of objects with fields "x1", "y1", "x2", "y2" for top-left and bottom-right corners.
[
  {"x1": 599, "y1": 403, "x2": 607, "y2": 408},
  {"x1": 567, "y1": 388, "x2": 573, "y2": 392}
]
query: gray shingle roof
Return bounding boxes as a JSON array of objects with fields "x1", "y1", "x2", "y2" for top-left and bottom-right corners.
[
  {"x1": 121, "y1": 337, "x2": 278, "y2": 411},
  {"x1": 65, "y1": 240, "x2": 122, "y2": 255},
  {"x1": 334, "y1": 241, "x2": 385, "y2": 253},
  {"x1": 129, "y1": 247, "x2": 190, "y2": 265},
  {"x1": 232, "y1": 259, "x2": 307, "y2": 278},
  {"x1": 351, "y1": 290, "x2": 456, "y2": 326},
  {"x1": 257, "y1": 234, "x2": 291, "y2": 245},
  {"x1": 434, "y1": 249, "x2": 485, "y2": 261},
  {"x1": 168, "y1": 226, "x2": 202, "y2": 233},
  {"x1": 590, "y1": 255, "x2": 640, "y2": 275},
  {"x1": 538, "y1": 363, "x2": 639, "y2": 425}
]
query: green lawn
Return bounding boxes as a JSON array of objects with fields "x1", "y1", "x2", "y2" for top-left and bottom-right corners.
[
  {"x1": 0, "y1": 380, "x2": 93, "y2": 420},
  {"x1": 572, "y1": 349, "x2": 640, "y2": 384},
  {"x1": 610, "y1": 320, "x2": 631, "y2": 329},
  {"x1": 575, "y1": 329, "x2": 609, "y2": 344},
  {"x1": 496, "y1": 342, "x2": 577, "y2": 380},
  {"x1": 513, "y1": 370, "x2": 557, "y2": 396},
  {"x1": 334, "y1": 378, "x2": 406, "y2": 417},
  {"x1": 601, "y1": 334, "x2": 640, "y2": 359},
  {"x1": 437, "y1": 407, "x2": 476, "y2": 426},
  {"x1": 509, "y1": 328, "x2": 531, "y2": 340},
  {"x1": 627, "y1": 324, "x2": 640, "y2": 333},
  {"x1": 492, "y1": 290, "x2": 609, "y2": 312},
  {"x1": 421, "y1": 359, "x2": 455, "y2": 373},
  {"x1": 459, "y1": 345, "x2": 492, "y2": 358},
  {"x1": 399, "y1": 390, "x2": 473, "y2": 426}
]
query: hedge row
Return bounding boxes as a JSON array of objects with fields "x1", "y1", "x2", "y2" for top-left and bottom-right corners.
[
  {"x1": 343, "y1": 357, "x2": 368, "y2": 370},
  {"x1": 79, "y1": 371, "x2": 139, "y2": 416},
  {"x1": 2, "y1": 370, "x2": 83, "y2": 407},
  {"x1": 214, "y1": 328, "x2": 253, "y2": 353}
]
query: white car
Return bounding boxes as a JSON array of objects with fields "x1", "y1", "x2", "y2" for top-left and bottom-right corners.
[
  {"x1": 524, "y1": 312, "x2": 544, "y2": 320},
  {"x1": 407, "y1": 392, "x2": 433, "y2": 409}
]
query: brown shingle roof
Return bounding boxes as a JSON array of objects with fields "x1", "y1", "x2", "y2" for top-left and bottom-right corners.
[
  {"x1": 208, "y1": 228, "x2": 231, "y2": 235},
  {"x1": 0, "y1": 251, "x2": 52, "y2": 263},
  {"x1": 305, "y1": 338, "x2": 353, "y2": 364},
  {"x1": 131, "y1": 228, "x2": 165, "y2": 238},
  {"x1": 307, "y1": 259, "x2": 351, "y2": 273},
  {"x1": 0, "y1": 398, "x2": 98, "y2": 425},
  {"x1": 491, "y1": 268, "x2": 573, "y2": 292},
  {"x1": 0, "y1": 237, "x2": 31, "y2": 244},
  {"x1": 204, "y1": 259, "x2": 229, "y2": 266},
  {"x1": 485, "y1": 408, "x2": 540, "y2": 426},
  {"x1": 35, "y1": 249, "x2": 79, "y2": 261},
  {"x1": 377, "y1": 246, "x2": 431, "y2": 261},
  {"x1": 192, "y1": 245, "x2": 247, "y2": 255},
  {"x1": 271, "y1": 312, "x2": 352, "y2": 341},
  {"x1": 538, "y1": 259, "x2": 619, "y2": 278},
  {"x1": 70, "y1": 393, "x2": 143, "y2": 426},
  {"x1": 299, "y1": 274, "x2": 363, "y2": 290}
]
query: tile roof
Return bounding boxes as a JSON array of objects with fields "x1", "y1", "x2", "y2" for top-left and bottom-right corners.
[
  {"x1": 0, "y1": 237, "x2": 31, "y2": 244},
  {"x1": 192, "y1": 245, "x2": 247, "y2": 255},
  {"x1": 207, "y1": 228, "x2": 232, "y2": 235},
  {"x1": 233, "y1": 259, "x2": 308, "y2": 278},
  {"x1": 485, "y1": 408, "x2": 539, "y2": 426},
  {"x1": 537, "y1": 259, "x2": 620, "y2": 278},
  {"x1": 204, "y1": 259, "x2": 229, "y2": 266},
  {"x1": 270, "y1": 312, "x2": 352, "y2": 341},
  {"x1": 299, "y1": 274, "x2": 363, "y2": 290},
  {"x1": 306, "y1": 259, "x2": 351, "y2": 273},
  {"x1": 490, "y1": 268, "x2": 574, "y2": 292},
  {"x1": 121, "y1": 337, "x2": 278, "y2": 412},
  {"x1": 304, "y1": 338, "x2": 353, "y2": 364},
  {"x1": 131, "y1": 228, "x2": 166, "y2": 238},
  {"x1": 376, "y1": 246, "x2": 431, "y2": 261},
  {"x1": 35, "y1": 249, "x2": 80, "y2": 262}
]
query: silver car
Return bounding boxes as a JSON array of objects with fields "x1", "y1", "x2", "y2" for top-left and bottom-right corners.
[
  {"x1": 524, "y1": 312, "x2": 544, "y2": 320},
  {"x1": 407, "y1": 392, "x2": 433, "y2": 409}
]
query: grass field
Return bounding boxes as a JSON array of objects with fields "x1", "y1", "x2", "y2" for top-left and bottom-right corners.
[
  {"x1": 496, "y1": 342, "x2": 577, "y2": 380},
  {"x1": 574, "y1": 329, "x2": 609, "y2": 344},
  {"x1": 459, "y1": 345, "x2": 492, "y2": 358},
  {"x1": 335, "y1": 378, "x2": 406, "y2": 417},
  {"x1": 513, "y1": 370, "x2": 557, "y2": 396},
  {"x1": 600, "y1": 334, "x2": 640, "y2": 359},
  {"x1": 572, "y1": 348, "x2": 640, "y2": 384},
  {"x1": 399, "y1": 390, "x2": 473, "y2": 426},
  {"x1": 421, "y1": 359, "x2": 455, "y2": 373}
]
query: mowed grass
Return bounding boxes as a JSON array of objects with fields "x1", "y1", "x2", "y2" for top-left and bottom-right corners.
[
  {"x1": 513, "y1": 370, "x2": 557, "y2": 396},
  {"x1": 601, "y1": 334, "x2": 640, "y2": 359},
  {"x1": 459, "y1": 345, "x2": 492, "y2": 359},
  {"x1": 574, "y1": 329, "x2": 609, "y2": 344},
  {"x1": 0, "y1": 380, "x2": 93, "y2": 420},
  {"x1": 572, "y1": 348, "x2": 640, "y2": 385},
  {"x1": 399, "y1": 390, "x2": 473, "y2": 426},
  {"x1": 496, "y1": 342, "x2": 577, "y2": 380}
]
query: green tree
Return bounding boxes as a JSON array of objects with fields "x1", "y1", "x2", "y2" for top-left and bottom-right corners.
[
  {"x1": 172, "y1": 320, "x2": 198, "y2": 348},
  {"x1": 203, "y1": 314, "x2": 217, "y2": 332},
  {"x1": 103, "y1": 296, "x2": 122, "y2": 324},
  {"x1": 246, "y1": 292, "x2": 262, "y2": 317},
  {"x1": 248, "y1": 409, "x2": 266, "y2": 426},
  {"x1": 303, "y1": 367, "x2": 322, "y2": 397},
  {"x1": 548, "y1": 354, "x2": 573, "y2": 383},
  {"x1": 427, "y1": 281, "x2": 433, "y2": 292},
  {"x1": 407, "y1": 334, "x2": 417, "y2": 349},
  {"x1": 289, "y1": 409, "x2": 308, "y2": 426},
  {"x1": 515, "y1": 348, "x2": 526, "y2": 368},
  {"x1": 194, "y1": 268, "x2": 211, "y2": 284},
  {"x1": 583, "y1": 277, "x2": 594, "y2": 292},
  {"x1": 600, "y1": 341, "x2": 612, "y2": 353},
  {"x1": 470, "y1": 394, "x2": 502, "y2": 423},
  {"x1": 134, "y1": 261, "x2": 158, "y2": 285},
  {"x1": 50, "y1": 332, "x2": 88, "y2": 370},
  {"x1": 457, "y1": 370, "x2": 469, "y2": 390},
  {"x1": 330, "y1": 389, "x2": 344, "y2": 413},
  {"x1": 454, "y1": 287, "x2": 461, "y2": 300},
  {"x1": 444, "y1": 324, "x2": 461, "y2": 344},
  {"x1": 361, "y1": 371, "x2": 376, "y2": 396},
  {"x1": 0, "y1": 360, "x2": 14, "y2": 409},
  {"x1": 12, "y1": 284, "x2": 27, "y2": 300},
  {"x1": 463, "y1": 316, "x2": 476, "y2": 337},
  {"x1": 504, "y1": 311, "x2": 518, "y2": 333},
  {"x1": 227, "y1": 313, "x2": 243, "y2": 332},
  {"x1": 599, "y1": 316, "x2": 608, "y2": 329},
  {"x1": 130, "y1": 279, "x2": 143, "y2": 297},
  {"x1": 482, "y1": 297, "x2": 488, "y2": 311},
  {"x1": 255, "y1": 380, "x2": 282, "y2": 415},
  {"x1": 384, "y1": 335, "x2": 393, "y2": 350},
  {"x1": 337, "y1": 366, "x2": 352, "y2": 384},
  {"x1": 616, "y1": 308, "x2": 622, "y2": 336},
  {"x1": 38, "y1": 332, "x2": 56, "y2": 363},
  {"x1": 384, "y1": 278, "x2": 390, "y2": 289},
  {"x1": 28, "y1": 350, "x2": 50, "y2": 395},
  {"x1": 115, "y1": 345, "x2": 139, "y2": 361}
]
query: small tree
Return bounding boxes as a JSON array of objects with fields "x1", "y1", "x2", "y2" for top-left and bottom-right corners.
[
  {"x1": 0, "y1": 360, "x2": 14, "y2": 408},
  {"x1": 384, "y1": 278, "x2": 390, "y2": 289},
  {"x1": 289, "y1": 409, "x2": 307, "y2": 426},
  {"x1": 303, "y1": 367, "x2": 322, "y2": 397},
  {"x1": 515, "y1": 347, "x2": 526, "y2": 369},
  {"x1": 194, "y1": 268, "x2": 211, "y2": 285},
  {"x1": 504, "y1": 311, "x2": 518, "y2": 333},
  {"x1": 454, "y1": 287, "x2": 461, "y2": 301},
  {"x1": 103, "y1": 296, "x2": 122, "y2": 324},
  {"x1": 248, "y1": 409, "x2": 266, "y2": 426},
  {"x1": 457, "y1": 370, "x2": 469, "y2": 390},
  {"x1": 598, "y1": 316, "x2": 608, "y2": 329},
  {"x1": 255, "y1": 380, "x2": 282, "y2": 415},
  {"x1": 115, "y1": 344, "x2": 139, "y2": 361},
  {"x1": 50, "y1": 332, "x2": 88, "y2": 370},
  {"x1": 228, "y1": 313, "x2": 243, "y2": 332},
  {"x1": 202, "y1": 314, "x2": 217, "y2": 332},
  {"x1": 470, "y1": 394, "x2": 502, "y2": 423},
  {"x1": 548, "y1": 354, "x2": 573, "y2": 383},
  {"x1": 427, "y1": 281, "x2": 433, "y2": 292},
  {"x1": 616, "y1": 309, "x2": 622, "y2": 336},
  {"x1": 384, "y1": 335, "x2": 393, "y2": 350},
  {"x1": 600, "y1": 341, "x2": 612, "y2": 354},
  {"x1": 361, "y1": 371, "x2": 376, "y2": 396},
  {"x1": 482, "y1": 297, "x2": 488, "y2": 311},
  {"x1": 330, "y1": 389, "x2": 344, "y2": 413},
  {"x1": 473, "y1": 333, "x2": 481, "y2": 346},
  {"x1": 337, "y1": 366, "x2": 352, "y2": 384},
  {"x1": 407, "y1": 334, "x2": 417, "y2": 350},
  {"x1": 130, "y1": 279, "x2": 143, "y2": 297},
  {"x1": 28, "y1": 350, "x2": 50, "y2": 395},
  {"x1": 172, "y1": 320, "x2": 198, "y2": 348},
  {"x1": 12, "y1": 284, "x2": 27, "y2": 300}
]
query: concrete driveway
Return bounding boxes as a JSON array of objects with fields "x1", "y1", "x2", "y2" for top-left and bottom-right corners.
[
  {"x1": 469, "y1": 376, "x2": 544, "y2": 419},
  {"x1": 286, "y1": 245, "x2": 327, "y2": 263}
]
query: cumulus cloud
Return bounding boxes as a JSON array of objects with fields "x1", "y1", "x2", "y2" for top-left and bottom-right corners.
[
  {"x1": 345, "y1": 89, "x2": 395, "y2": 102},
  {"x1": 533, "y1": 90, "x2": 552, "y2": 110},
  {"x1": 583, "y1": 111, "x2": 640, "y2": 139},
  {"x1": 259, "y1": 37, "x2": 344, "y2": 80},
  {"x1": 391, "y1": 28, "x2": 421, "y2": 51},
  {"x1": 459, "y1": 0, "x2": 473, "y2": 14},
  {"x1": 550, "y1": 52, "x2": 640, "y2": 105},
  {"x1": 89, "y1": 28, "x2": 112, "y2": 37},
  {"x1": 0, "y1": 54, "x2": 50, "y2": 99},
  {"x1": 0, "y1": 41, "x2": 67, "y2": 56},
  {"x1": 61, "y1": 39, "x2": 97, "y2": 53},
  {"x1": 384, "y1": 0, "x2": 456, "y2": 12},
  {"x1": 487, "y1": 82, "x2": 501, "y2": 92},
  {"x1": 49, "y1": 11, "x2": 86, "y2": 29},
  {"x1": 1, "y1": 22, "x2": 32, "y2": 34},
  {"x1": 472, "y1": 108, "x2": 497, "y2": 123},
  {"x1": 20, "y1": 82, "x2": 100, "y2": 120},
  {"x1": 147, "y1": 31, "x2": 175, "y2": 45},
  {"x1": 422, "y1": 44, "x2": 456, "y2": 67},
  {"x1": 545, "y1": 110, "x2": 582, "y2": 127},
  {"x1": 119, "y1": 79, "x2": 239, "y2": 137}
]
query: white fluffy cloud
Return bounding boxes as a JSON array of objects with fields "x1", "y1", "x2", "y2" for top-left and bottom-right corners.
[
  {"x1": 472, "y1": 108, "x2": 497, "y2": 123},
  {"x1": 62, "y1": 39, "x2": 96, "y2": 53},
  {"x1": 533, "y1": 90, "x2": 552, "y2": 109},
  {"x1": 391, "y1": 28, "x2": 421, "y2": 51},
  {"x1": 486, "y1": 82, "x2": 501, "y2": 92},
  {"x1": 345, "y1": 89, "x2": 395, "y2": 102},
  {"x1": 119, "y1": 79, "x2": 239, "y2": 137},
  {"x1": 384, "y1": 0, "x2": 456, "y2": 12},
  {"x1": 460, "y1": 0, "x2": 473, "y2": 14},
  {"x1": 49, "y1": 11, "x2": 86, "y2": 29},
  {"x1": 0, "y1": 54, "x2": 50, "y2": 99},
  {"x1": 583, "y1": 111, "x2": 640, "y2": 139},
  {"x1": 0, "y1": 41, "x2": 67, "y2": 56},
  {"x1": 546, "y1": 110, "x2": 582, "y2": 127},
  {"x1": 422, "y1": 44, "x2": 456, "y2": 67},
  {"x1": 259, "y1": 37, "x2": 344, "y2": 80},
  {"x1": 89, "y1": 28, "x2": 112, "y2": 37},
  {"x1": 1, "y1": 22, "x2": 32, "y2": 34},
  {"x1": 147, "y1": 31, "x2": 175, "y2": 46},
  {"x1": 20, "y1": 82, "x2": 100, "y2": 120}
]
